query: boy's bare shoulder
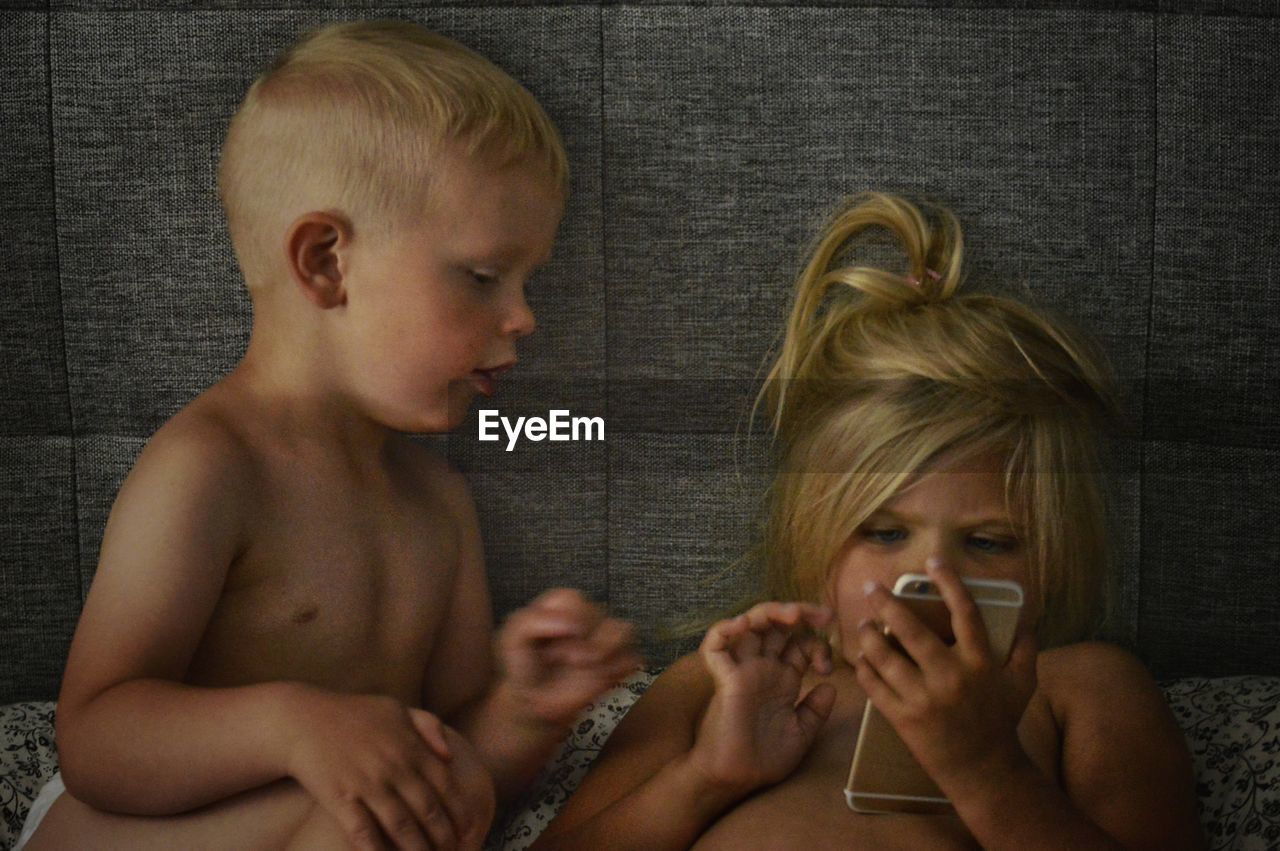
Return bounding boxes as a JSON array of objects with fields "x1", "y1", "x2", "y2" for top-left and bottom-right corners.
[
  {"x1": 127, "y1": 388, "x2": 265, "y2": 503},
  {"x1": 388, "y1": 437, "x2": 475, "y2": 519}
]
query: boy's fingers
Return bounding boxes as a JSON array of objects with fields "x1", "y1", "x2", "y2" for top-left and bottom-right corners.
[
  {"x1": 417, "y1": 754, "x2": 472, "y2": 850},
  {"x1": 364, "y1": 791, "x2": 432, "y2": 851},
  {"x1": 502, "y1": 608, "x2": 587, "y2": 644},
  {"x1": 408, "y1": 710, "x2": 452, "y2": 762},
  {"x1": 584, "y1": 616, "x2": 636, "y2": 657},
  {"x1": 397, "y1": 776, "x2": 456, "y2": 850},
  {"x1": 334, "y1": 799, "x2": 388, "y2": 851}
]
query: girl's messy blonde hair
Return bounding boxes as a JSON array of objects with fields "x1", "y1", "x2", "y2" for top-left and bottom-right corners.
[
  {"x1": 219, "y1": 20, "x2": 568, "y2": 288},
  {"x1": 759, "y1": 192, "x2": 1118, "y2": 647}
]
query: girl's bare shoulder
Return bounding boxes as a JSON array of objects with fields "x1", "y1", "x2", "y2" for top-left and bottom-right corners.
[{"x1": 1035, "y1": 641, "x2": 1204, "y2": 849}]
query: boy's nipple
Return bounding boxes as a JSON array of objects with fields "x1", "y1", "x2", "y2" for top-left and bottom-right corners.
[{"x1": 291, "y1": 604, "x2": 319, "y2": 625}]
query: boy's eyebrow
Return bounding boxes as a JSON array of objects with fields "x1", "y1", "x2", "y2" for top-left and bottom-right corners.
[{"x1": 463, "y1": 245, "x2": 553, "y2": 269}]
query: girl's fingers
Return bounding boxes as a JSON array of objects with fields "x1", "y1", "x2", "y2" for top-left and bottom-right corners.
[
  {"x1": 802, "y1": 633, "x2": 834, "y2": 675},
  {"x1": 1006, "y1": 625, "x2": 1039, "y2": 704},
  {"x1": 762, "y1": 625, "x2": 790, "y2": 659},
  {"x1": 863, "y1": 583, "x2": 949, "y2": 669},
  {"x1": 854, "y1": 650, "x2": 903, "y2": 712},
  {"x1": 781, "y1": 637, "x2": 809, "y2": 674},
  {"x1": 794, "y1": 682, "x2": 838, "y2": 741},
  {"x1": 703, "y1": 602, "x2": 834, "y2": 672},
  {"x1": 924, "y1": 560, "x2": 992, "y2": 662},
  {"x1": 856, "y1": 619, "x2": 923, "y2": 699},
  {"x1": 732, "y1": 624, "x2": 763, "y2": 661}
]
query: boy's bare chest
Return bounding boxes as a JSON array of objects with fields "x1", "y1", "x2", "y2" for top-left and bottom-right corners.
[{"x1": 186, "y1": 461, "x2": 456, "y2": 705}]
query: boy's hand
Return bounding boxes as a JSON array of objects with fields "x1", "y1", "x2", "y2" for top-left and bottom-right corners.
[
  {"x1": 285, "y1": 688, "x2": 495, "y2": 851},
  {"x1": 496, "y1": 588, "x2": 642, "y2": 731},
  {"x1": 853, "y1": 560, "x2": 1039, "y2": 793},
  {"x1": 691, "y1": 602, "x2": 836, "y2": 796}
]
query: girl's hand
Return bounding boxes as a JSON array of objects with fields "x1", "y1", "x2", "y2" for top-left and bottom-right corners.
[
  {"x1": 496, "y1": 588, "x2": 643, "y2": 732},
  {"x1": 853, "y1": 561, "x2": 1039, "y2": 793},
  {"x1": 691, "y1": 602, "x2": 837, "y2": 796}
]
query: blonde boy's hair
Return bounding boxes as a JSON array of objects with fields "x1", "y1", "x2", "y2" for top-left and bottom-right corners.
[
  {"x1": 219, "y1": 20, "x2": 568, "y2": 287},
  {"x1": 758, "y1": 192, "x2": 1118, "y2": 648}
]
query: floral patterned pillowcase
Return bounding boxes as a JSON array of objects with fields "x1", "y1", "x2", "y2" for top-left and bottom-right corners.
[{"x1": 2, "y1": 674, "x2": 1277, "y2": 851}]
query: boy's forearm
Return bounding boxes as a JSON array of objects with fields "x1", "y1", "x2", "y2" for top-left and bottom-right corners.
[
  {"x1": 56, "y1": 678, "x2": 305, "y2": 814},
  {"x1": 531, "y1": 752, "x2": 743, "y2": 851},
  {"x1": 943, "y1": 756, "x2": 1124, "y2": 851},
  {"x1": 452, "y1": 680, "x2": 567, "y2": 803}
]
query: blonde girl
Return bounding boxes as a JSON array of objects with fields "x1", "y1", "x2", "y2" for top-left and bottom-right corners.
[{"x1": 532, "y1": 193, "x2": 1203, "y2": 850}]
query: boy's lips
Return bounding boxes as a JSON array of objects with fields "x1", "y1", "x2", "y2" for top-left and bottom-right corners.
[{"x1": 468, "y1": 362, "x2": 515, "y2": 397}]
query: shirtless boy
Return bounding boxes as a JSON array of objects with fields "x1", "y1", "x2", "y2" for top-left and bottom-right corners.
[{"x1": 21, "y1": 20, "x2": 638, "y2": 851}]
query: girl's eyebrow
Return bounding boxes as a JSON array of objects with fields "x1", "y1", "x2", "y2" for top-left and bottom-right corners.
[{"x1": 867, "y1": 507, "x2": 1016, "y2": 529}]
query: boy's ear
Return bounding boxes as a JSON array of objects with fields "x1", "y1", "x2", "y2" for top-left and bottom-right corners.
[{"x1": 284, "y1": 212, "x2": 352, "y2": 310}]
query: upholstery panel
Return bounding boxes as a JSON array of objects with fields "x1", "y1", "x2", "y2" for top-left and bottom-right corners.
[
  {"x1": 608, "y1": 432, "x2": 774, "y2": 664},
  {"x1": 1149, "y1": 14, "x2": 1280, "y2": 449},
  {"x1": 0, "y1": 437, "x2": 79, "y2": 703},
  {"x1": 1, "y1": 12, "x2": 69, "y2": 436},
  {"x1": 1139, "y1": 441, "x2": 1280, "y2": 679},
  {"x1": 603, "y1": 7, "x2": 1153, "y2": 434}
]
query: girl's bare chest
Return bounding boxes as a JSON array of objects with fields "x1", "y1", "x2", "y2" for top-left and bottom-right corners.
[{"x1": 694, "y1": 684, "x2": 1060, "y2": 851}]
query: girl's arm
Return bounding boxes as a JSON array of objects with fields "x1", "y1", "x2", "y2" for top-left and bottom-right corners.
[
  {"x1": 971, "y1": 641, "x2": 1204, "y2": 851},
  {"x1": 856, "y1": 563, "x2": 1204, "y2": 851},
  {"x1": 532, "y1": 603, "x2": 836, "y2": 851}
]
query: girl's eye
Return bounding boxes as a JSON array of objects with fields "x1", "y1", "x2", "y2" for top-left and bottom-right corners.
[
  {"x1": 863, "y1": 528, "x2": 905, "y2": 545},
  {"x1": 969, "y1": 535, "x2": 1016, "y2": 554}
]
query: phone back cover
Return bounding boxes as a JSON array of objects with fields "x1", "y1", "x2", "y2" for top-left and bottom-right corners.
[{"x1": 844, "y1": 595, "x2": 1020, "y2": 814}]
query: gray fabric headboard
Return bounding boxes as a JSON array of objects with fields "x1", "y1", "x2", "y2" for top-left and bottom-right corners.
[{"x1": 3, "y1": 1, "x2": 1278, "y2": 704}]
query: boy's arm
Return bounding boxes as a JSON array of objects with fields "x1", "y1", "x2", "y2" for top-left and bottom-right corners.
[
  {"x1": 421, "y1": 462, "x2": 638, "y2": 802},
  {"x1": 54, "y1": 422, "x2": 296, "y2": 813}
]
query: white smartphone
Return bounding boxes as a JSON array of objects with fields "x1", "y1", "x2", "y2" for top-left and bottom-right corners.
[{"x1": 843, "y1": 573, "x2": 1024, "y2": 814}]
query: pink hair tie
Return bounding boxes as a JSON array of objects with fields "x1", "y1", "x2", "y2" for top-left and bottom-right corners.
[{"x1": 905, "y1": 268, "x2": 941, "y2": 288}]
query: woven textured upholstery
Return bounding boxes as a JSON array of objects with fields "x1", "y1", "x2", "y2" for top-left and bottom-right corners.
[{"x1": 2, "y1": 2, "x2": 1279, "y2": 707}]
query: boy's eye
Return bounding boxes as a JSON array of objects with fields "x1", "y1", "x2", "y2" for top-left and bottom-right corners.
[
  {"x1": 469, "y1": 270, "x2": 498, "y2": 285},
  {"x1": 863, "y1": 528, "x2": 905, "y2": 545}
]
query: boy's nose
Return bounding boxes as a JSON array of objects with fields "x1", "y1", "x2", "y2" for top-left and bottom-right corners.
[{"x1": 504, "y1": 292, "x2": 536, "y2": 339}]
